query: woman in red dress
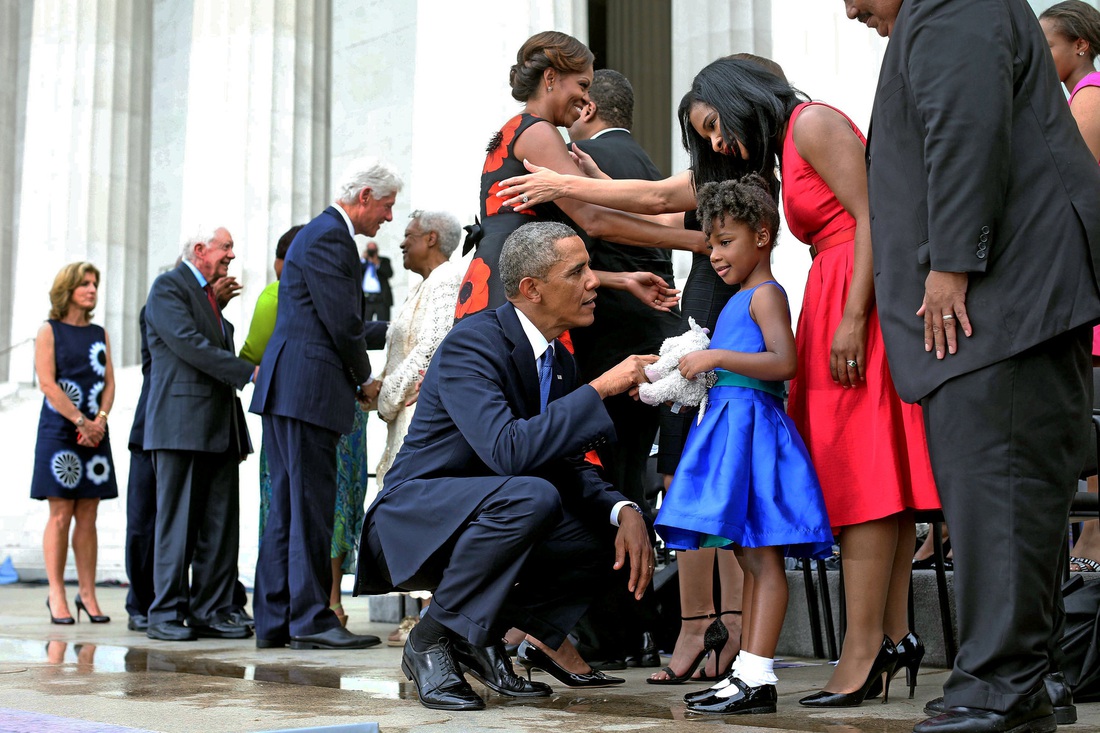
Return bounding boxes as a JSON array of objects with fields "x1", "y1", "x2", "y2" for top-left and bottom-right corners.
[{"x1": 497, "y1": 57, "x2": 940, "y2": 705}]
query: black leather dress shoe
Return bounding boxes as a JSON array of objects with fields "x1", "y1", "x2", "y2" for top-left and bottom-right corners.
[
  {"x1": 147, "y1": 620, "x2": 197, "y2": 641},
  {"x1": 925, "y1": 673, "x2": 1076, "y2": 726},
  {"x1": 625, "y1": 632, "x2": 662, "y2": 668},
  {"x1": 127, "y1": 614, "x2": 149, "y2": 632},
  {"x1": 256, "y1": 637, "x2": 288, "y2": 649},
  {"x1": 189, "y1": 619, "x2": 253, "y2": 639},
  {"x1": 589, "y1": 658, "x2": 628, "y2": 671},
  {"x1": 687, "y1": 676, "x2": 777, "y2": 715},
  {"x1": 915, "y1": 685, "x2": 1056, "y2": 733},
  {"x1": 402, "y1": 636, "x2": 486, "y2": 711},
  {"x1": 451, "y1": 638, "x2": 552, "y2": 697},
  {"x1": 290, "y1": 626, "x2": 381, "y2": 650},
  {"x1": 226, "y1": 609, "x2": 255, "y2": 629}
]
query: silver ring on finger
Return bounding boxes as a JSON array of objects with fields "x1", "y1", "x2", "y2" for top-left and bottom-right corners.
[
  {"x1": 521, "y1": 194, "x2": 530, "y2": 204},
  {"x1": 942, "y1": 314, "x2": 955, "y2": 321},
  {"x1": 846, "y1": 360, "x2": 858, "y2": 369}
]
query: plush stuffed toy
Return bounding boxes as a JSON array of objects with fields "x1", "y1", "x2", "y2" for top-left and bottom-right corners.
[{"x1": 638, "y1": 317, "x2": 714, "y2": 410}]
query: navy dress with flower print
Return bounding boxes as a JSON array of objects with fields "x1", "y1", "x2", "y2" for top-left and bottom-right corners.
[{"x1": 30, "y1": 321, "x2": 118, "y2": 500}]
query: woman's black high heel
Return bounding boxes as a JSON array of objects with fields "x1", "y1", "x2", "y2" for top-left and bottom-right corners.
[
  {"x1": 647, "y1": 611, "x2": 732, "y2": 685},
  {"x1": 798, "y1": 635, "x2": 899, "y2": 707},
  {"x1": 74, "y1": 595, "x2": 110, "y2": 624},
  {"x1": 46, "y1": 598, "x2": 75, "y2": 625},
  {"x1": 515, "y1": 641, "x2": 625, "y2": 688},
  {"x1": 866, "y1": 632, "x2": 925, "y2": 700}
]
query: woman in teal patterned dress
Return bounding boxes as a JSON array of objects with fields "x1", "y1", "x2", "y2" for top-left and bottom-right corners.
[{"x1": 242, "y1": 225, "x2": 369, "y2": 626}]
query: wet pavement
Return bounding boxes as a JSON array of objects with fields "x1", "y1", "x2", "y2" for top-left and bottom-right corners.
[{"x1": 0, "y1": 585, "x2": 1093, "y2": 732}]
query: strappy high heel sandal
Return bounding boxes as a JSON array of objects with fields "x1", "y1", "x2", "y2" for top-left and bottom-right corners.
[
  {"x1": 647, "y1": 611, "x2": 731, "y2": 685},
  {"x1": 694, "y1": 611, "x2": 741, "y2": 681}
]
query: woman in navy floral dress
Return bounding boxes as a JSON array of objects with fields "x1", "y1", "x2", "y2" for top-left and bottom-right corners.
[{"x1": 32, "y1": 262, "x2": 117, "y2": 624}]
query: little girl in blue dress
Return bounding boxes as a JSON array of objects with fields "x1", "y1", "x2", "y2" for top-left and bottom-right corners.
[{"x1": 655, "y1": 174, "x2": 833, "y2": 715}]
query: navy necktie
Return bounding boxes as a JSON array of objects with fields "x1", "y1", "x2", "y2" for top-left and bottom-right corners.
[{"x1": 538, "y1": 345, "x2": 555, "y2": 412}]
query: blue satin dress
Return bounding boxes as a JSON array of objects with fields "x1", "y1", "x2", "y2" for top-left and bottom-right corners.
[{"x1": 655, "y1": 282, "x2": 833, "y2": 558}]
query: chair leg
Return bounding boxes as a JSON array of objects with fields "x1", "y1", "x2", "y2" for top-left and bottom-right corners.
[
  {"x1": 931, "y1": 521, "x2": 957, "y2": 665},
  {"x1": 818, "y1": 559, "x2": 838, "y2": 661},
  {"x1": 802, "y1": 560, "x2": 825, "y2": 659}
]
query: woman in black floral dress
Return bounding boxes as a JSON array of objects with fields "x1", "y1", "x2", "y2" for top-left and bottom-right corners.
[{"x1": 32, "y1": 262, "x2": 117, "y2": 624}]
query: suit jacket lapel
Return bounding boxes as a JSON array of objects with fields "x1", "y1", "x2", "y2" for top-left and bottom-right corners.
[
  {"x1": 499, "y1": 304, "x2": 540, "y2": 416},
  {"x1": 550, "y1": 338, "x2": 572, "y2": 403},
  {"x1": 178, "y1": 264, "x2": 227, "y2": 348}
]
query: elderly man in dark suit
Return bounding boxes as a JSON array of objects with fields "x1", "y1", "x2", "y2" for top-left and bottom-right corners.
[
  {"x1": 355, "y1": 221, "x2": 657, "y2": 711},
  {"x1": 143, "y1": 227, "x2": 257, "y2": 642},
  {"x1": 250, "y1": 159, "x2": 399, "y2": 651},
  {"x1": 846, "y1": 1, "x2": 1100, "y2": 731}
]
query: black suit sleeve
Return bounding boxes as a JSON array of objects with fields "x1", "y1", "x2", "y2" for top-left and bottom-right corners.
[{"x1": 908, "y1": 0, "x2": 1011, "y2": 273}]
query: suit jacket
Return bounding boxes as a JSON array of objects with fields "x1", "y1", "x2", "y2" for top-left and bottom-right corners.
[
  {"x1": 143, "y1": 263, "x2": 255, "y2": 453},
  {"x1": 355, "y1": 302, "x2": 625, "y2": 594},
  {"x1": 569, "y1": 130, "x2": 680, "y2": 379},
  {"x1": 360, "y1": 255, "x2": 394, "y2": 307},
  {"x1": 251, "y1": 206, "x2": 388, "y2": 434},
  {"x1": 867, "y1": 0, "x2": 1100, "y2": 402},
  {"x1": 127, "y1": 306, "x2": 151, "y2": 452}
]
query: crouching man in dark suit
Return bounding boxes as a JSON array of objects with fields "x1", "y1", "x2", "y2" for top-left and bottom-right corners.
[{"x1": 355, "y1": 221, "x2": 658, "y2": 710}]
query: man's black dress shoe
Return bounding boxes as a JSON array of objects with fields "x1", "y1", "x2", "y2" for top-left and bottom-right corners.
[
  {"x1": 127, "y1": 614, "x2": 149, "y2": 632},
  {"x1": 256, "y1": 637, "x2": 288, "y2": 649},
  {"x1": 189, "y1": 619, "x2": 253, "y2": 639},
  {"x1": 687, "y1": 676, "x2": 777, "y2": 715},
  {"x1": 625, "y1": 632, "x2": 662, "y2": 668},
  {"x1": 402, "y1": 636, "x2": 486, "y2": 711},
  {"x1": 451, "y1": 638, "x2": 552, "y2": 697},
  {"x1": 589, "y1": 658, "x2": 628, "y2": 671},
  {"x1": 290, "y1": 626, "x2": 381, "y2": 650},
  {"x1": 147, "y1": 620, "x2": 197, "y2": 641},
  {"x1": 226, "y1": 608, "x2": 255, "y2": 629},
  {"x1": 925, "y1": 673, "x2": 1076, "y2": 726},
  {"x1": 915, "y1": 685, "x2": 1056, "y2": 733}
]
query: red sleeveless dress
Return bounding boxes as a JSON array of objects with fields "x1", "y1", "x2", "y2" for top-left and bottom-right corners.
[{"x1": 783, "y1": 102, "x2": 940, "y2": 528}]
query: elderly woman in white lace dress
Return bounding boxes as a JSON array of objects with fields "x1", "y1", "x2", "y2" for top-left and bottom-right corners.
[{"x1": 375, "y1": 209, "x2": 463, "y2": 483}]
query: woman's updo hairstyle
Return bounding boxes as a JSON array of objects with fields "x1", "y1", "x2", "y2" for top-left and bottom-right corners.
[
  {"x1": 1041, "y1": 1, "x2": 1100, "y2": 62},
  {"x1": 509, "y1": 31, "x2": 594, "y2": 102}
]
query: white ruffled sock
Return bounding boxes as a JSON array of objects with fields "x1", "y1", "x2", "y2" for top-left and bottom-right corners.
[{"x1": 718, "y1": 650, "x2": 776, "y2": 695}]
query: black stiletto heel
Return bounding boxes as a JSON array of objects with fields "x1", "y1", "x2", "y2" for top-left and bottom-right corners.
[
  {"x1": 647, "y1": 611, "x2": 731, "y2": 685},
  {"x1": 74, "y1": 595, "x2": 110, "y2": 624},
  {"x1": 798, "y1": 635, "x2": 899, "y2": 707},
  {"x1": 866, "y1": 631, "x2": 925, "y2": 700},
  {"x1": 515, "y1": 641, "x2": 625, "y2": 688},
  {"x1": 46, "y1": 598, "x2": 75, "y2": 625}
]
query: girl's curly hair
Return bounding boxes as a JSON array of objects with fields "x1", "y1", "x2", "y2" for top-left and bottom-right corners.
[{"x1": 695, "y1": 174, "x2": 780, "y2": 245}]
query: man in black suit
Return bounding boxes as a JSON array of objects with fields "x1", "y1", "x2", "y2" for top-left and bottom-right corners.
[
  {"x1": 250, "y1": 159, "x2": 398, "y2": 650},
  {"x1": 360, "y1": 240, "x2": 393, "y2": 321},
  {"x1": 846, "y1": 1, "x2": 1100, "y2": 731},
  {"x1": 355, "y1": 221, "x2": 657, "y2": 711},
  {"x1": 143, "y1": 227, "x2": 258, "y2": 642},
  {"x1": 566, "y1": 68, "x2": 679, "y2": 668}
]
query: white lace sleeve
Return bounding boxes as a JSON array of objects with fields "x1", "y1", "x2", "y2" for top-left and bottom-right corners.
[{"x1": 376, "y1": 264, "x2": 461, "y2": 420}]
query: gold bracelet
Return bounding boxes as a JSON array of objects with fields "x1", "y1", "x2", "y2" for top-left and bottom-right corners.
[{"x1": 97, "y1": 411, "x2": 108, "y2": 421}]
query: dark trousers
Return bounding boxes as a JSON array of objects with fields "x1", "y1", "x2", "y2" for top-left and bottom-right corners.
[
  {"x1": 364, "y1": 476, "x2": 613, "y2": 648},
  {"x1": 362, "y1": 295, "x2": 390, "y2": 322},
  {"x1": 255, "y1": 414, "x2": 340, "y2": 640},
  {"x1": 148, "y1": 448, "x2": 240, "y2": 625},
  {"x1": 922, "y1": 326, "x2": 1092, "y2": 712},
  {"x1": 125, "y1": 448, "x2": 157, "y2": 618}
]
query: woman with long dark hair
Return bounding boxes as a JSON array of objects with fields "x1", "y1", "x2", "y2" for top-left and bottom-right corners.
[{"x1": 498, "y1": 56, "x2": 940, "y2": 705}]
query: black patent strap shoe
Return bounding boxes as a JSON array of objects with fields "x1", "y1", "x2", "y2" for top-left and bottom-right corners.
[
  {"x1": 687, "y1": 677, "x2": 777, "y2": 715},
  {"x1": 452, "y1": 638, "x2": 552, "y2": 697},
  {"x1": 914, "y1": 685, "x2": 1056, "y2": 733},
  {"x1": 401, "y1": 636, "x2": 485, "y2": 711}
]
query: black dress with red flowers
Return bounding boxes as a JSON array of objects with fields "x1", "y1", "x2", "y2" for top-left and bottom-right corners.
[{"x1": 456, "y1": 113, "x2": 585, "y2": 320}]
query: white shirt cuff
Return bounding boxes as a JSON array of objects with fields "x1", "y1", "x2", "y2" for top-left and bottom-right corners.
[{"x1": 611, "y1": 500, "x2": 634, "y2": 527}]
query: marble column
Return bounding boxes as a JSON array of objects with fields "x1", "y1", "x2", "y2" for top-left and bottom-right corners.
[
  {"x1": 174, "y1": 0, "x2": 331, "y2": 334},
  {"x1": 0, "y1": 0, "x2": 32, "y2": 383},
  {"x1": 10, "y1": 0, "x2": 152, "y2": 376}
]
